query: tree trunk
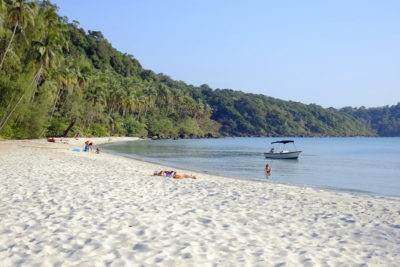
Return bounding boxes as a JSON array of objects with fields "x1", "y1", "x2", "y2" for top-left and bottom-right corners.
[
  {"x1": 0, "y1": 65, "x2": 42, "y2": 131},
  {"x1": 0, "y1": 94, "x2": 16, "y2": 128},
  {"x1": 40, "y1": 86, "x2": 62, "y2": 137},
  {"x1": 0, "y1": 92, "x2": 25, "y2": 131},
  {"x1": 62, "y1": 118, "x2": 76, "y2": 137},
  {"x1": 108, "y1": 104, "x2": 115, "y2": 117},
  {"x1": 29, "y1": 65, "x2": 43, "y2": 103},
  {"x1": 49, "y1": 86, "x2": 61, "y2": 120},
  {"x1": 0, "y1": 21, "x2": 18, "y2": 70}
]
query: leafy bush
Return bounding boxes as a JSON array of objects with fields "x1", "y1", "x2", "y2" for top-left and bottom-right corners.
[
  {"x1": 88, "y1": 123, "x2": 109, "y2": 136},
  {"x1": 124, "y1": 118, "x2": 148, "y2": 136},
  {"x1": 47, "y1": 117, "x2": 70, "y2": 137}
]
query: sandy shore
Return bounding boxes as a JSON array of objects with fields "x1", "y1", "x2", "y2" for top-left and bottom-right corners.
[{"x1": 0, "y1": 137, "x2": 399, "y2": 266}]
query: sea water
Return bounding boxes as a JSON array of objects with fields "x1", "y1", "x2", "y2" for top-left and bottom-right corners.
[{"x1": 102, "y1": 137, "x2": 400, "y2": 198}]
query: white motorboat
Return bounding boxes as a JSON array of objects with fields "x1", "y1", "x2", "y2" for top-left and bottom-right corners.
[{"x1": 264, "y1": 140, "x2": 302, "y2": 159}]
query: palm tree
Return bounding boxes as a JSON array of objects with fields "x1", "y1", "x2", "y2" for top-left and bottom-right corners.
[
  {"x1": 0, "y1": 0, "x2": 36, "y2": 69},
  {"x1": 0, "y1": 3, "x2": 65, "y2": 132},
  {"x1": 31, "y1": 3, "x2": 66, "y2": 84},
  {"x1": 31, "y1": 28, "x2": 64, "y2": 84},
  {"x1": 0, "y1": 77, "x2": 34, "y2": 131},
  {"x1": 49, "y1": 59, "x2": 78, "y2": 120},
  {"x1": 0, "y1": 0, "x2": 7, "y2": 30}
]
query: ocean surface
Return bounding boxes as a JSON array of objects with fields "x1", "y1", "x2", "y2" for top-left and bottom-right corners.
[{"x1": 102, "y1": 137, "x2": 400, "y2": 198}]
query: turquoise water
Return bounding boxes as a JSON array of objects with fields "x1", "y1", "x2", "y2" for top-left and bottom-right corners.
[{"x1": 102, "y1": 138, "x2": 400, "y2": 197}]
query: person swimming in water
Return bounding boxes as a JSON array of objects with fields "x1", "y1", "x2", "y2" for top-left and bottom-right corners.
[{"x1": 265, "y1": 164, "x2": 272, "y2": 175}]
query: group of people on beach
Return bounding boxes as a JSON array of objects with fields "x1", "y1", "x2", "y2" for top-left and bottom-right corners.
[
  {"x1": 50, "y1": 137, "x2": 270, "y2": 180},
  {"x1": 83, "y1": 140, "x2": 100, "y2": 154},
  {"x1": 153, "y1": 170, "x2": 196, "y2": 179},
  {"x1": 154, "y1": 165, "x2": 270, "y2": 180},
  {"x1": 84, "y1": 140, "x2": 93, "y2": 152},
  {"x1": 47, "y1": 138, "x2": 69, "y2": 144}
]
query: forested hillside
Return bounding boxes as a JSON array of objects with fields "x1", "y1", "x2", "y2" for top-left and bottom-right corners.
[
  {"x1": 0, "y1": 1, "x2": 390, "y2": 139},
  {"x1": 341, "y1": 104, "x2": 400, "y2": 136},
  {"x1": 188, "y1": 85, "x2": 374, "y2": 136},
  {"x1": 0, "y1": 0, "x2": 217, "y2": 139}
]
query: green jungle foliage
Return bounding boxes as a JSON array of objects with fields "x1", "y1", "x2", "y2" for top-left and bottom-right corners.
[
  {"x1": 0, "y1": 0, "x2": 217, "y2": 139},
  {"x1": 0, "y1": 0, "x2": 394, "y2": 139},
  {"x1": 341, "y1": 104, "x2": 400, "y2": 136},
  {"x1": 187, "y1": 85, "x2": 375, "y2": 136}
]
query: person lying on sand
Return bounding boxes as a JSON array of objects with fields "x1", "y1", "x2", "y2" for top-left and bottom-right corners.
[
  {"x1": 153, "y1": 170, "x2": 196, "y2": 179},
  {"x1": 173, "y1": 173, "x2": 196, "y2": 179},
  {"x1": 153, "y1": 170, "x2": 174, "y2": 177},
  {"x1": 47, "y1": 138, "x2": 69, "y2": 144}
]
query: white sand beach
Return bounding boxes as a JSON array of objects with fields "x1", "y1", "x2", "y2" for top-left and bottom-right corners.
[{"x1": 0, "y1": 137, "x2": 399, "y2": 266}]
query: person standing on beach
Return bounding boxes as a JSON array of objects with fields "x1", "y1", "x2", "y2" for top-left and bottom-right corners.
[
  {"x1": 84, "y1": 141, "x2": 89, "y2": 152},
  {"x1": 86, "y1": 140, "x2": 93, "y2": 152}
]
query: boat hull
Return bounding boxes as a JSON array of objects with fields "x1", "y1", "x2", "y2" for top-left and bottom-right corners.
[{"x1": 264, "y1": 151, "x2": 302, "y2": 159}]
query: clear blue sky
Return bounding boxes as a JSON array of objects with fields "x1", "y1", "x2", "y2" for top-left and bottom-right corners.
[{"x1": 52, "y1": 0, "x2": 399, "y2": 108}]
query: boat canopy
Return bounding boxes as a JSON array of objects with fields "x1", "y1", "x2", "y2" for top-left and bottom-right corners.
[{"x1": 271, "y1": 140, "x2": 294, "y2": 144}]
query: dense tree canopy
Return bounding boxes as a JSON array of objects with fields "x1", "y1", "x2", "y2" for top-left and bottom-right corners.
[
  {"x1": 0, "y1": 0, "x2": 217, "y2": 139},
  {"x1": 341, "y1": 103, "x2": 400, "y2": 136},
  {"x1": 0, "y1": 1, "x2": 396, "y2": 139},
  {"x1": 187, "y1": 87, "x2": 375, "y2": 136}
]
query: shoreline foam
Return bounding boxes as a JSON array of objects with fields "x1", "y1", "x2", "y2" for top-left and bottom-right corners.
[{"x1": 1, "y1": 138, "x2": 399, "y2": 266}]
